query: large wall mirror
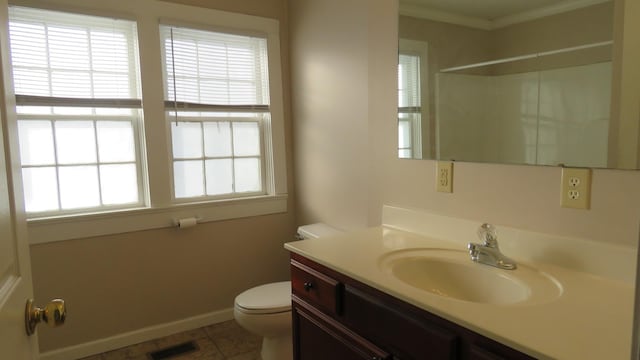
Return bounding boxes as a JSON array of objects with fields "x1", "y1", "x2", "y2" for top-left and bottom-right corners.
[{"x1": 398, "y1": 0, "x2": 639, "y2": 170}]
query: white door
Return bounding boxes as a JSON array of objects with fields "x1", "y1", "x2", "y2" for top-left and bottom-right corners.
[{"x1": 0, "y1": 0, "x2": 39, "y2": 357}]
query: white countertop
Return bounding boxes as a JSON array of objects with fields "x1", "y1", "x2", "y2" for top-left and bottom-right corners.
[{"x1": 285, "y1": 226, "x2": 635, "y2": 360}]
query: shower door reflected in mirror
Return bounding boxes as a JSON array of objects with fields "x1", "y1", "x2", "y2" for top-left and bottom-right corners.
[{"x1": 396, "y1": 0, "x2": 638, "y2": 169}]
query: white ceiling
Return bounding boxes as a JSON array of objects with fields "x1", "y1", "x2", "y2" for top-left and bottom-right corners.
[{"x1": 400, "y1": 0, "x2": 611, "y2": 29}]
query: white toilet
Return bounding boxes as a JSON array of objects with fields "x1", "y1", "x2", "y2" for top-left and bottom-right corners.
[{"x1": 233, "y1": 223, "x2": 341, "y2": 360}]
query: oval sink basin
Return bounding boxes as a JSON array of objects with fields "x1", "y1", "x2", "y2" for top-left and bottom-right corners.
[{"x1": 379, "y1": 249, "x2": 562, "y2": 305}]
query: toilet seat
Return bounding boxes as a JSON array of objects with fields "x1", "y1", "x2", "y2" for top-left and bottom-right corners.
[{"x1": 234, "y1": 281, "x2": 291, "y2": 315}]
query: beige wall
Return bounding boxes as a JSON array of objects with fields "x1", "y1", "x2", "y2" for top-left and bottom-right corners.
[
  {"x1": 399, "y1": 15, "x2": 492, "y2": 71},
  {"x1": 289, "y1": 0, "x2": 371, "y2": 231},
  {"x1": 30, "y1": 0, "x2": 296, "y2": 353},
  {"x1": 490, "y1": 2, "x2": 613, "y2": 75},
  {"x1": 31, "y1": 214, "x2": 295, "y2": 350},
  {"x1": 492, "y1": 2, "x2": 613, "y2": 57},
  {"x1": 290, "y1": 0, "x2": 640, "y2": 257}
]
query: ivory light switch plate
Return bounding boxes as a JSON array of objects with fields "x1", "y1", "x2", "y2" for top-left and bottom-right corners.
[
  {"x1": 436, "y1": 161, "x2": 453, "y2": 193},
  {"x1": 561, "y1": 167, "x2": 591, "y2": 209}
]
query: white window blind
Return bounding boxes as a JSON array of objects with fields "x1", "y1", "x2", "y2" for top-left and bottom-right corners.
[
  {"x1": 160, "y1": 25, "x2": 269, "y2": 110},
  {"x1": 398, "y1": 54, "x2": 421, "y2": 111},
  {"x1": 9, "y1": 7, "x2": 144, "y2": 215},
  {"x1": 10, "y1": 7, "x2": 141, "y2": 105},
  {"x1": 398, "y1": 53, "x2": 422, "y2": 158},
  {"x1": 160, "y1": 25, "x2": 270, "y2": 200}
]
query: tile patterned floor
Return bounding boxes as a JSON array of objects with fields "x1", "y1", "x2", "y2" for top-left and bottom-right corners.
[{"x1": 79, "y1": 320, "x2": 261, "y2": 360}]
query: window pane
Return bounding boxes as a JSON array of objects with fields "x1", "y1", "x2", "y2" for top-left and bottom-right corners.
[
  {"x1": 59, "y1": 165, "x2": 100, "y2": 209},
  {"x1": 22, "y1": 167, "x2": 58, "y2": 212},
  {"x1": 204, "y1": 122, "x2": 231, "y2": 157},
  {"x1": 205, "y1": 159, "x2": 232, "y2": 195},
  {"x1": 55, "y1": 121, "x2": 97, "y2": 164},
  {"x1": 234, "y1": 158, "x2": 261, "y2": 193},
  {"x1": 399, "y1": 149, "x2": 412, "y2": 158},
  {"x1": 91, "y1": 30, "x2": 129, "y2": 73},
  {"x1": 229, "y1": 82, "x2": 256, "y2": 105},
  {"x1": 9, "y1": 22, "x2": 47, "y2": 67},
  {"x1": 199, "y1": 80, "x2": 229, "y2": 104},
  {"x1": 100, "y1": 164, "x2": 138, "y2": 205},
  {"x1": 97, "y1": 121, "x2": 135, "y2": 162},
  {"x1": 17, "y1": 120, "x2": 55, "y2": 166},
  {"x1": 398, "y1": 54, "x2": 420, "y2": 107},
  {"x1": 17, "y1": 106, "x2": 52, "y2": 115},
  {"x1": 174, "y1": 160, "x2": 204, "y2": 198},
  {"x1": 48, "y1": 26, "x2": 90, "y2": 70},
  {"x1": 398, "y1": 120, "x2": 411, "y2": 148},
  {"x1": 95, "y1": 108, "x2": 135, "y2": 116},
  {"x1": 12, "y1": 69, "x2": 49, "y2": 96},
  {"x1": 53, "y1": 107, "x2": 93, "y2": 115},
  {"x1": 171, "y1": 122, "x2": 202, "y2": 159},
  {"x1": 93, "y1": 73, "x2": 130, "y2": 98},
  {"x1": 233, "y1": 122, "x2": 260, "y2": 156},
  {"x1": 51, "y1": 71, "x2": 91, "y2": 98}
]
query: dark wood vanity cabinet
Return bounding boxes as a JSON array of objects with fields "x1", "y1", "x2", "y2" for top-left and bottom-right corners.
[{"x1": 290, "y1": 253, "x2": 536, "y2": 360}]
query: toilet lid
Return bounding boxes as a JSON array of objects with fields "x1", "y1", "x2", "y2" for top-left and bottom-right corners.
[{"x1": 235, "y1": 281, "x2": 291, "y2": 314}]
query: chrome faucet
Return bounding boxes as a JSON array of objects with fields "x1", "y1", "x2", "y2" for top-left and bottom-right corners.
[{"x1": 468, "y1": 223, "x2": 517, "y2": 270}]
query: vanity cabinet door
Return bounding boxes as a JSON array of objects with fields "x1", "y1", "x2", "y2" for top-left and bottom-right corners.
[
  {"x1": 469, "y1": 346, "x2": 508, "y2": 360},
  {"x1": 293, "y1": 297, "x2": 391, "y2": 360},
  {"x1": 343, "y1": 285, "x2": 459, "y2": 360},
  {"x1": 467, "y1": 344, "x2": 536, "y2": 360}
]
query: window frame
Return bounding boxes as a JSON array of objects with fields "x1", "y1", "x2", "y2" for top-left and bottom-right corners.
[
  {"x1": 9, "y1": 7, "x2": 147, "y2": 216},
  {"x1": 7, "y1": 0, "x2": 288, "y2": 244},
  {"x1": 16, "y1": 112, "x2": 147, "y2": 216},
  {"x1": 168, "y1": 116, "x2": 268, "y2": 202},
  {"x1": 158, "y1": 24, "x2": 273, "y2": 202},
  {"x1": 398, "y1": 39, "x2": 429, "y2": 159}
]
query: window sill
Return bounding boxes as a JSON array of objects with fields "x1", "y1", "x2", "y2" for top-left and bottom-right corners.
[{"x1": 26, "y1": 194, "x2": 288, "y2": 245}]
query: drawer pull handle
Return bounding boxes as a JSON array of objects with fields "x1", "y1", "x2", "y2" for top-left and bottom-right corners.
[{"x1": 303, "y1": 282, "x2": 314, "y2": 291}]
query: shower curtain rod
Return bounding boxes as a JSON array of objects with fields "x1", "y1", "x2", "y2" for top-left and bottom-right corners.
[{"x1": 439, "y1": 40, "x2": 613, "y2": 73}]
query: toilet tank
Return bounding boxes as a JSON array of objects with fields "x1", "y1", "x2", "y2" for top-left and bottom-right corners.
[{"x1": 296, "y1": 223, "x2": 341, "y2": 239}]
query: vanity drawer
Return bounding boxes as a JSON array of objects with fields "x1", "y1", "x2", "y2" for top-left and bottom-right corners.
[{"x1": 291, "y1": 259, "x2": 343, "y2": 316}]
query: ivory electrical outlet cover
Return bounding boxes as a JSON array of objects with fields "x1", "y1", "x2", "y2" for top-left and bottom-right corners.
[
  {"x1": 561, "y1": 167, "x2": 591, "y2": 209},
  {"x1": 436, "y1": 161, "x2": 453, "y2": 193}
]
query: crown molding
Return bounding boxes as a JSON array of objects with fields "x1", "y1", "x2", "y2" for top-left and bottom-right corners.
[
  {"x1": 400, "y1": 0, "x2": 611, "y2": 30},
  {"x1": 399, "y1": 3, "x2": 492, "y2": 30},
  {"x1": 493, "y1": 0, "x2": 611, "y2": 28}
]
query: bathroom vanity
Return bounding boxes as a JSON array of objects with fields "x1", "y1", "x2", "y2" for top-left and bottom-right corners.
[
  {"x1": 284, "y1": 207, "x2": 636, "y2": 359},
  {"x1": 290, "y1": 252, "x2": 534, "y2": 359}
]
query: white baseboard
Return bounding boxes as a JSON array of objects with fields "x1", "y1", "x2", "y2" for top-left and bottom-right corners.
[{"x1": 39, "y1": 308, "x2": 235, "y2": 360}]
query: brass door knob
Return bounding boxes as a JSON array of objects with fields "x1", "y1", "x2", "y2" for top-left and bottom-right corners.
[{"x1": 25, "y1": 298, "x2": 66, "y2": 336}]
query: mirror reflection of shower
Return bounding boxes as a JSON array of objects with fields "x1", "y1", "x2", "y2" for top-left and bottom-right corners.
[
  {"x1": 398, "y1": 41, "x2": 612, "y2": 168},
  {"x1": 397, "y1": 0, "x2": 625, "y2": 168},
  {"x1": 435, "y1": 42, "x2": 612, "y2": 168}
]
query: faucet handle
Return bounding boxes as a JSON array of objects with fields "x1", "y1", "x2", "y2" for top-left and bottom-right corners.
[
  {"x1": 477, "y1": 223, "x2": 498, "y2": 247},
  {"x1": 467, "y1": 243, "x2": 479, "y2": 259}
]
